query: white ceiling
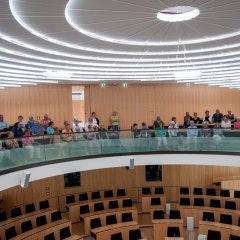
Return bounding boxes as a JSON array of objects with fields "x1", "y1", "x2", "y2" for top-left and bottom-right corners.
[{"x1": 1, "y1": 0, "x2": 240, "y2": 88}]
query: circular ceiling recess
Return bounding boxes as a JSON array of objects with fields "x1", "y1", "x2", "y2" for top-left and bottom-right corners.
[{"x1": 157, "y1": 6, "x2": 200, "y2": 22}]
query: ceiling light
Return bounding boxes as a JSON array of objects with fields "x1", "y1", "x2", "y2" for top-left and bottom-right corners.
[
  {"x1": 44, "y1": 70, "x2": 72, "y2": 79},
  {"x1": 174, "y1": 71, "x2": 202, "y2": 79},
  {"x1": 157, "y1": 6, "x2": 200, "y2": 22}
]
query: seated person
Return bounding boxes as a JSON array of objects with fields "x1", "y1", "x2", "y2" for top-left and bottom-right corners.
[
  {"x1": 234, "y1": 117, "x2": 240, "y2": 129},
  {"x1": 41, "y1": 114, "x2": 52, "y2": 131},
  {"x1": 168, "y1": 121, "x2": 178, "y2": 137},
  {"x1": 140, "y1": 123, "x2": 150, "y2": 138},
  {"x1": 32, "y1": 121, "x2": 44, "y2": 135},
  {"x1": 12, "y1": 122, "x2": 24, "y2": 137},
  {"x1": 202, "y1": 121, "x2": 211, "y2": 137},
  {"x1": 22, "y1": 129, "x2": 34, "y2": 147},
  {"x1": 46, "y1": 121, "x2": 55, "y2": 135},
  {"x1": 212, "y1": 109, "x2": 223, "y2": 123},
  {"x1": 75, "y1": 127, "x2": 87, "y2": 141},
  {"x1": 183, "y1": 116, "x2": 191, "y2": 128},
  {"x1": 86, "y1": 125, "x2": 97, "y2": 140},
  {"x1": 184, "y1": 112, "x2": 192, "y2": 121},
  {"x1": 171, "y1": 117, "x2": 179, "y2": 128},
  {"x1": 153, "y1": 116, "x2": 164, "y2": 129},
  {"x1": 17, "y1": 115, "x2": 25, "y2": 128},
  {"x1": 132, "y1": 123, "x2": 141, "y2": 138},
  {"x1": 0, "y1": 114, "x2": 9, "y2": 131},
  {"x1": 192, "y1": 112, "x2": 201, "y2": 124},
  {"x1": 227, "y1": 110, "x2": 235, "y2": 123},
  {"x1": 221, "y1": 115, "x2": 231, "y2": 129},
  {"x1": 92, "y1": 112, "x2": 100, "y2": 126},
  {"x1": 26, "y1": 116, "x2": 35, "y2": 129},
  {"x1": 107, "y1": 126, "x2": 119, "y2": 139},
  {"x1": 212, "y1": 122, "x2": 223, "y2": 144},
  {"x1": 5, "y1": 131, "x2": 19, "y2": 149},
  {"x1": 85, "y1": 117, "x2": 98, "y2": 131},
  {"x1": 73, "y1": 118, "x2": 84, "y2": 132},
  {"x1": 203, "y1": 110, "x2": 212, "y2": 123},
  {"x1": 61, "y1": 123, "x2": 74, "y2": 142},
  {"x1": 155, "y1": 123, "x2": 167, "y2": 146},
  {"x1": 187, "y1": 121, "x2": 198, "y2": 137}
]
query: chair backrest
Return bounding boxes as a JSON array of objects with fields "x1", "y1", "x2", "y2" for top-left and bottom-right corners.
[
  {"x1": 210, "y1": 199, "x2": 221, "y2": 208},
  {"x1": 104, "y1": 190, "x2": 113, "y2": 198},
  {"x1": 203, "y1": 212, "x2": 215, "y2": 222},
  {"x1": 122, "y1": 199, "x2": 132, "y2": 208},
  {"x1": 220, "y1": 189, "x2": 230, "y2": 197},
  {"x1": 153, "y1": 210, "x2": 164, "y2": 219},
  {"x1": 5, "y1": 226, "x2": 17, "y2": 240},
  {"x1": 206, "y1": 188, "x2": 216, "y2": 196},
  {"x1": 66, "y1": 195, "x2": 75, "y2": 204},
  {"x1": 11, "y1": 207, "x2": 22, "y2": 218},
  {"x1": 106, "y1": 214, "x2": 117, "y2": 225},
  {"x1": 193, "y1": 187, "x2": 203, "y2": 195},
  {"x1": 207, "y1": 230, "x2": 221, "y2": 240},
  {"x1": 91, "y1": 191, "x2": 101, "y2": 199},
  {"x1": 60, "y1": 226, "x2": 71, "y2": 240},
  {"x1": 225, "y1": 201, "x2": 236, "y2": 210},
  {"x1": 36, "y1": 215, "x2": 47, "y2": 227},
  {"x1": 129, "y1": 229, "x2": 142, "y2": 240},
  {"x1": 151, "y1": 197, "x2": 161, "y2": 206},
  {"x1": 79, "y1": 193, "x2": 88, "y2": 201},
  {"x1": 51, "y1": 211, "x2": 62, "y2": 222},
  {"x1": 44, "y1": 232, "x2": 56, "y2": 240},
  {"x1": 117, "y1": 189, "x2": 126, "y2": 196},
  {"x1": 169, "y1": 210, "x2": 181, "y2": 219},
  {"x1": 180, "y1": 198, "x2": 190, "y2": 206},
  {"x1": 167, "y1": 227, "x2": 180, "y2": 237},
  {"x1": 90, "y1": 217, "x2": 102, "y2": 229},
  {"x1": 229, "y1": 235, "x2": 240, "y2": 240},
  {"x1": 25, "y1": 203, "x2": 36, "y2": 213},
  {"x1": 180, "y1": 187, "x2": 189, "y2": 194},
  {"x1": 0, "y1": 211, "x2": 7, "y2": 222},
  {"x1": 220, "y1": 214, "x2": 232, "y2": 225},
  {"x1": 142, "y1": 187, "x2": 151, "y2": 195},
  {"x1": 122, "y1": 212, "x2": 133, "y2": 222},
  {"x1": 155, "y1": 187, "x2": 164, "y2": 194},
  {"x1": 80, "y1": 204, "x2": 90, "y2": 214},
  {"x1": 111, "y1": 232, "x2": 123, "y2": 240},
  {"x1": 109, "y1": 200, "x2": 119, "y2": 209},
  {"x1": 21, "y1": 220, "x2": 33, "y2": 233},
  {"x1": 94, "y1": 202, "x2": 104, "y2": 212},
  {"x1": 194, "y1": 198, "x2": 204, "y2": 206},
  {"x1": 39, "y1": 200, "x2": 49, "y2": 210}
]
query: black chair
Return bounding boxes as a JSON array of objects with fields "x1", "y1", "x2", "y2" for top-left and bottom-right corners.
[
  {"x1": 109, "y1": 200, "x2": 119, "y2": 209},
  {"x1": 11, "y1": 207, "x2": 22, "y2": 218},
  {"x1": 142, "y1": 187, "x2": 151, "y2": 195},
  {"x1": 5, "y1": 226, "x2": 17, "y2": 240},
  {"x1": 104, "y1": 190, "x2": 113, "y2": 198},
  {"x1": 220, "y1": 189, "x2": 230, "y2": 197},
  {"x1": 207, "y1": 230, "x2": 221, "y2": 240},
  {"x1": 206, "y1": 188, "x2": 216, "y2": 196},
  {"x1": 180, "y1": 187, "x2": 189, "y2": 194},
  {"x1": 94, "y1": 202, "x2": 104, "y2": 212},
  {"x1": 25, "y1": 203, "x2": 36, "y2": 213},
  {"x1": 0, "y1": 211, "x2": 7, "y2": 222},
  {"x1": 39, "y1": 200, "x2": 49, "y2": 210},
  {"x1": 44, "y1": 232, "x2": 56, "y2": 240},
  {"x1": 155, "y1": 187, "x2": 164, "y2": 194},
  {"x1": 117, "y1": 189, "x2": 126, "y2": 196},
  {"x1": 106, "y1": 214, "x2": 117, "y2": 225},
  {"x1": 36, "y1": 215, "x2": 47, "y2": 227},
  {"x1": 122, "y1": 212, "x2": 133, "y2": 222},
  {"x1": 60, "y1": 226, "x2": 71, "y2": 240},
  {"x1": 66, "y1": 195, "x2": 75, "y2": 204},
  {"x1": 234, "y1": 191, "x2": 240, "y2": 198},
  {"x1": 51, "y1": 211, "x2": 62, "y2": 222},
  {"x1": 210, "y1": 199, "x2": 221, "y2": 208},
  {"x1": 153, "y1": 210, "x2": 164, "y2": 219},
  {"x1": 21, "y1": 220, "x2": 33, "y2": 233},
  {"x1": 169, "y1": 210, "x2": 181, "y2": 219},
  {"x1": 194, "y1": 198, "x2": 204, "y2": 206},
  {"x1": 220, "y1": 214, "x2": 232, "y2": 225},
  {"x1": 91, "y1": 191, "x2": 101, "y2": 200},
  {"x1": 80, "y1": 204, "x2": 90, "y2": 214},
  {"x1": 225, "y1": 201, "x2": 236, "y2": 210},
  {"x1": 203, "y1": 212, "x2": 215, "y2": 222},
  {"x1": 151, "y1": 197, "x2": 161, "y2": 206},
  {"x1": 111, "y1": 232, "x2": 123, "y2": 240},
  {"x1": 90, "y1": 217, "x2": 102, "y2": 229},
  {"x1": 193, "y1": 187, "x2": 203, "y2": 195},
  {"x1": 122, "y1": 199, "x2": 132, "y2": 208},
  {"x1": 180, "y1": 198, "x2": 190, "y2": 206},
  {"x1": 167, "y1": 227, "x2": 180, "y2": 237},
  {"x1": 229, "y1": 235, "x2": 240, "y2": 240},
  {"x1": 129, "y1": 229, "x2": 142, "y2": 240},
  {"x1": 79, "y1": 193, "x2": 88, "y2": 201}
]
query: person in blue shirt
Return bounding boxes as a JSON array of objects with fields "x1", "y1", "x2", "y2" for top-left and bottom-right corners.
[
  {"x1": 0, "y1": 114, "x2": 9, "y2": 130},
  {"x1": 187, "y1": 121, "x2": 198, "y2": 137},
  {"x1": 27, "y1": 116, "x2": 35, "y2": 129},
  {"x1": 32, "y1": 121, "x2": 44, "y2": 135},
  {"x1": 12, "y1": 122, "x2": 24, "y2": 137},
  {"x1": 47, "y1": 121, "x2": 54, "y2": 135}
]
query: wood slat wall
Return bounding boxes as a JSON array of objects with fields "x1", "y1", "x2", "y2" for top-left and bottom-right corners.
[
  {"x1": 85, "y1": 84, "x2": 240, "y2": 129},
  {"x1": 0, "y1": 85, "x2": 73, "y2": 127}
]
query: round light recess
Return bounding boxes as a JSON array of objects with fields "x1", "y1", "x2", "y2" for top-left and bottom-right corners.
[{"x1": 157, "y1": 6, "x2": 200, "y2": 22}]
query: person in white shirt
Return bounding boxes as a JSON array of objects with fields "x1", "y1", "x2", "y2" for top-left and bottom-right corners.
[
  {"x1": 85, "y1": 117, "x2": 98, "y2": 131},
  {"x1": 203, "y1": 110, "x2": 212, "y2": 123},
  {"x1": 73, "y1": 118, "x2": 84, "y2": 132},
  {"x1": 171, "y1": 117, "x2": 179, "y2": 128},
  {"x1": 168, "y1": 121, "x2": 178, "y2": 137},
  {"x1": 221, "y1": 115, "x2": 231, "y2": 129}
]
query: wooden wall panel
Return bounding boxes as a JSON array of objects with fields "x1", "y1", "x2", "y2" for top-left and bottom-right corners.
[
  {"x1": 0, "y1": 85, "x2": 73, "y2": 127},
  {"x1": 1, "y1": 165, "x2": 240, "y2": 210},
  {"x1": 85, "y1": 84, "x2": 240, "y2": 129}
]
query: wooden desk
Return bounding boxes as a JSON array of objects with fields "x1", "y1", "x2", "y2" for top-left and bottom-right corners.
[
  {"x1": 90, "y1": 221, "x2": 139, "y2": 240},
  {"x1": 67, "y1": 197, "x2": 131, "y2": 223},
  {"x1": 84, "y1": 208, "x2": 137, "y2": 235},
  {"x1": 142, "y1": 195, "x2": 166, "y2": 212},
  {"x1": 65, "y1": 235, "x2": 82, "y2": 240},
  {"x1": 153, "y1": 219, "x2": 183, "y2": 240},
  {"x1": 179, "y1": 205, "x2": 240, "y2": 227},
  {"x1": 198, "y1": 221, "x2": 240, "y2": 239}
]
